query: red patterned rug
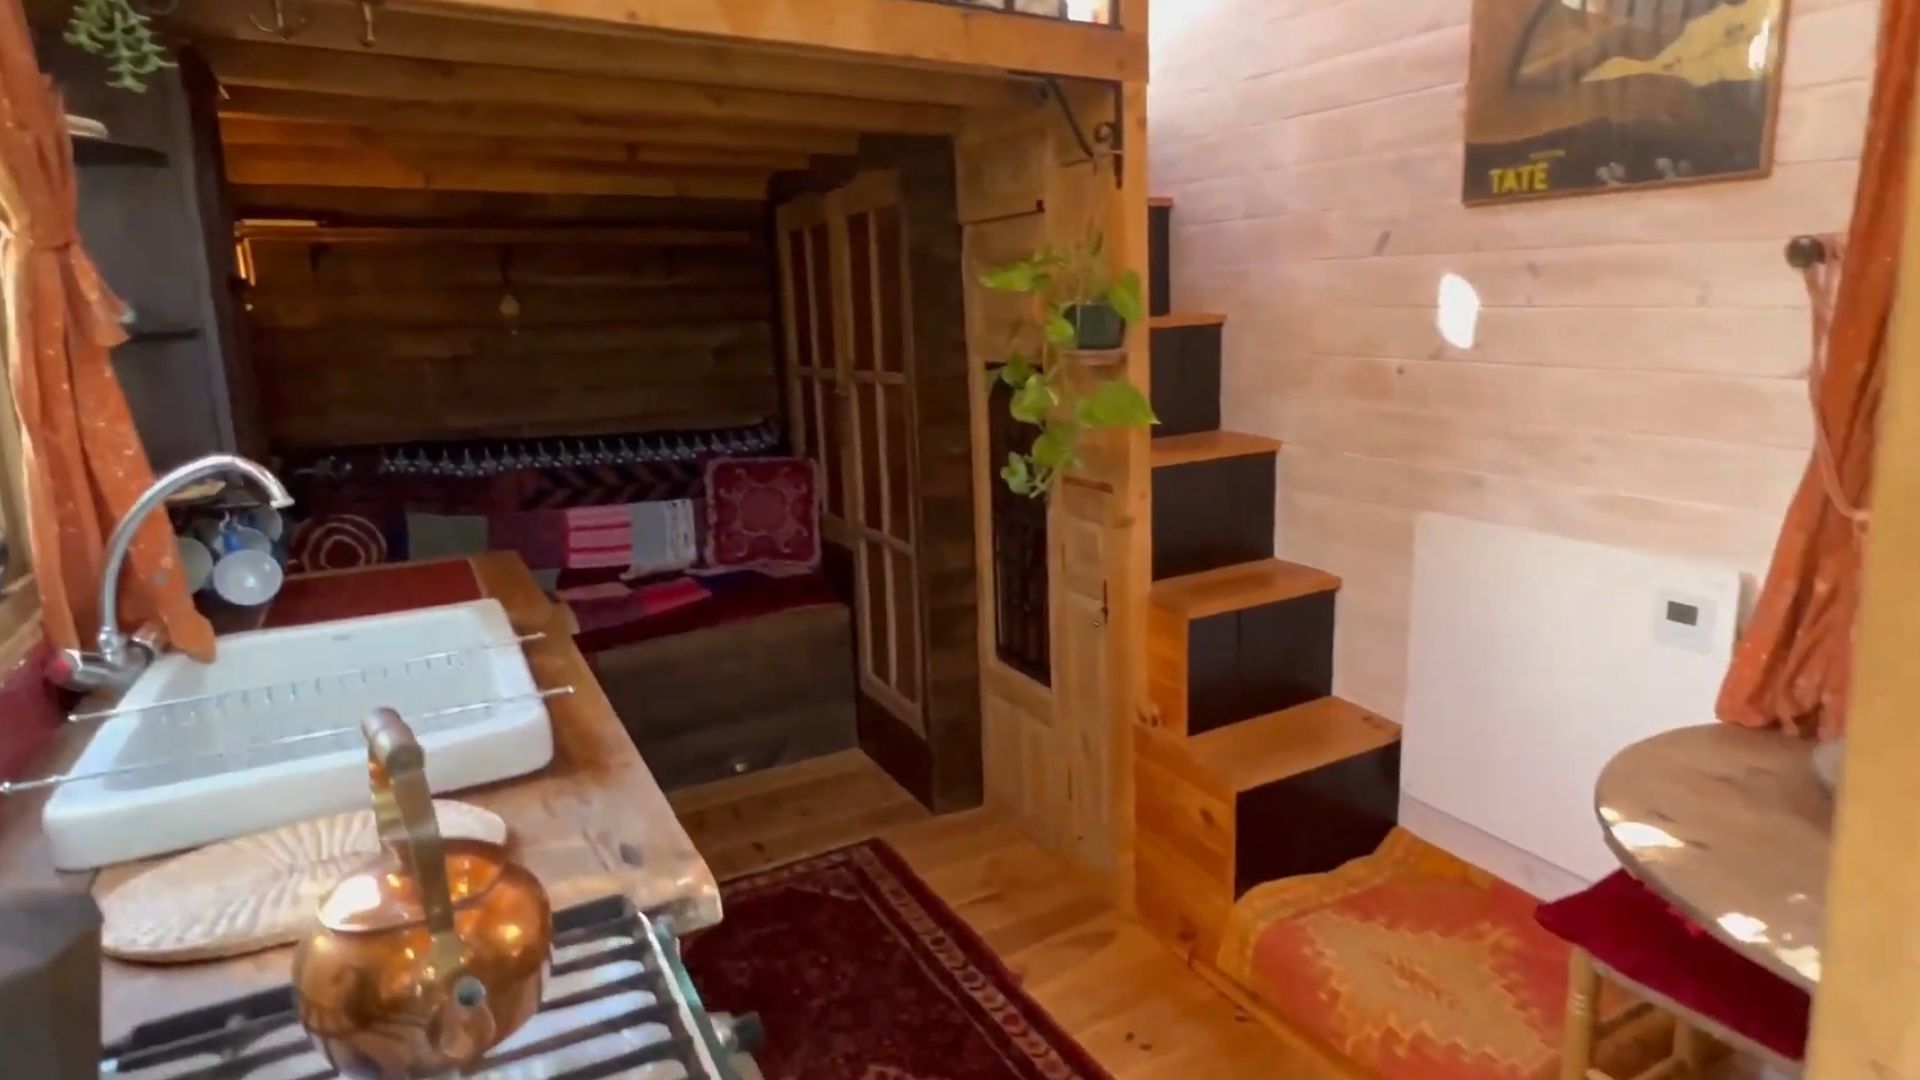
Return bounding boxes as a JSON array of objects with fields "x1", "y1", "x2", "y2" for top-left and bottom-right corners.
[{"x1": 684, "y1": 840, "x2": 1111, "y2": 1080}]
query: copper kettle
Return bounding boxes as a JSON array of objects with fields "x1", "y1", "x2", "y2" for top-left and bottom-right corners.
[{"x1": 292, "y1": 708, "x2": 551, "y2": 1080}]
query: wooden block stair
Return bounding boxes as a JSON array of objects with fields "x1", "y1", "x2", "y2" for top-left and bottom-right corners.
[
  {"x1": 1136, "y1": 698, "x2": 1402, "y2": 962},
  {"x1": 1150, "y1": 430, "x2": 1282, "y2": 468},
  {"x1": 1135, "y1": 193, "x2": 1404, "y2": 965},
  {"x1": 1148, "y1": 559, "x2": 1338, "y2": 736}
]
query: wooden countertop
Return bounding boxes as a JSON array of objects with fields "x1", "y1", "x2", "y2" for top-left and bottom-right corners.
[
  {"x1": 0, "y1": 552, "x2": 719, "y2": 1043},
  {"x1": 1595, "y1": 723, "x2": 1831, "y2": 990}
]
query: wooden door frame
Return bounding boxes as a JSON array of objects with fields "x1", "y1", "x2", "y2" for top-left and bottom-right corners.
[
  {"x1": 957, "y1": 79, "x2": 1150, "y2": 898},
  {"x1": 1806, "y1": 103, "x2": 1920, "y2": 1076}
]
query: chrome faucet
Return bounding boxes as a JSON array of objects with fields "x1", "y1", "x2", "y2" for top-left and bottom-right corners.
[{"x1": 53, "y1": 453, "x2": 294, "y2": 691}]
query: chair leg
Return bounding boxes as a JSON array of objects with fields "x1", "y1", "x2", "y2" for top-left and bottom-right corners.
[
  {"x1": 1564, "y1": 947, "x2": 1601, "y2": 1080},
  {"x1": 1673, "y1": 1022, "x2": 1703, "y2": 1078}
]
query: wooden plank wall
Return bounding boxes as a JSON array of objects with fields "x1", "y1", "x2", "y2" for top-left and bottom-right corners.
[
  {"x1": 237, "y1": 193, "x2": 781, "y2": 447},
  {"x1": 1148, "y1": 0, "x2": 1877, "y2": 721}
]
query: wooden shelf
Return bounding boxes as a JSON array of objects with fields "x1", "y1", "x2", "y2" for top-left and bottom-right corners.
[
  {"x1": 122, "y1": 320, "x2": 203, "y2": 343},
  {"x1": 1150, "y1": 312, "x2": 1226, "y2": 329},
  {"x1": 1152, "y1": 558, "x2": 1340, "y2": 621},
  {"x1": 1183, "y1": 698, "x2": 1401, "y2": 795},
  {"x1": 72, "y1": 136, "x2": 169, "y2": 168},
  {"x1": 1151, "y1": 430, "x2": 1282, "y2": 469}
]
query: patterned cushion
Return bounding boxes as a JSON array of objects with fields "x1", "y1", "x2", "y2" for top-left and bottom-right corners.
[
  {"x1": 703, "y1": 457, "x2": 821, "y2": 571},
  {"x1": 286, "y1": 513, "x2": 389, "y2": 573}
]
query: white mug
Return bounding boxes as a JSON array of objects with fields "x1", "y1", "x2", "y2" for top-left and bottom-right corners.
[
  {"x1": 176, "y1": 536, "x2": 214, "y2": 594},
  {"x1": 212, "y1": 549, "x2": 284, "y2": 607}
]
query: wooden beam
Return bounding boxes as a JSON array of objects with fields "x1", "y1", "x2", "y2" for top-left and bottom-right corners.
[
  {"x1": 217, "y1": 87, "x2": 861, "y2": 156},
  {"x1": 245, "y1": 283, "x2": 771, "y2": 329},
  {"x1": 390, "y1": 0, "x2": 1146, "y2": 83},
  {"x1": 224, "y1": 145, "x2": 771, "y2": 200},
  {"x1": 233, "y1": 223, "x2": 757, "y2": 246},
  {"x1": 199, "y1": 40, "x2": 966, "y2": 135},
  {"x1": 226, "y1": 185, "x2": 768, "y2": 227},
  {"x1": 167, "y1": 0, "x2": 1031, "y2": 109},
  {"x1": 1805, "y1": 92, "x2": 1920, "y2": 1079},
  {"x1": 217, "y1": 117, "x2": 812, "y2": 172}
]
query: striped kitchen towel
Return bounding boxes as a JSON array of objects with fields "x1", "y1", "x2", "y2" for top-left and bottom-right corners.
[
  {"x1": 561, "y1": 499, "x2": 698, "y2": 572},
  {"x1": 563, "y1": 504, "x2": 632, "y2": 570}
]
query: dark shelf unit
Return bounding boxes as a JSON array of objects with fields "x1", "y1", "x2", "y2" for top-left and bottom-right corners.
[{"x1": 71, "y1": 135, "x2": 169, "y2": 168}]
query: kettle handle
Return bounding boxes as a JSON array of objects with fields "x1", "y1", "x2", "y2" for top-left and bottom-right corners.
[{"x1": 362, "y1": 708, "x2": 459, "y2": 944}]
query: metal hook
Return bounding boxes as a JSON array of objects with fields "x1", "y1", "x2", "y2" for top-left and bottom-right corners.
[
  {"x1": 248, "y1": 0, "x2": 312, "y2": 39},
  {"x1": 359, "y1": 0, "x2": 384, "y2": 47}
]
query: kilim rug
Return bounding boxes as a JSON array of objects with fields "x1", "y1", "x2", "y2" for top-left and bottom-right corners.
[
  {"x1": 684, "y1": 840, "x2": 1112, "y2": 1080},
  {"x1": 1218, "y1": 828, "x2": 1626, "y2": 1080}
]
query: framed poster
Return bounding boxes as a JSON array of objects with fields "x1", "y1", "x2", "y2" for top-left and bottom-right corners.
[{"x1": 1463, "y1": 0, "x2": 1790, "y2": 205}]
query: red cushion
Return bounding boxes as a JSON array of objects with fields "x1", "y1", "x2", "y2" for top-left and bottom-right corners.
[
  {"x1": 1535, "y1": 872, "x2": 1811, "y2": 1061},
  {"x1": 703, "y1": 457, "x2": 821, "y2": 571},
  {"x1": 574, "y1": 571, "x2": 838, "y2": 653}
]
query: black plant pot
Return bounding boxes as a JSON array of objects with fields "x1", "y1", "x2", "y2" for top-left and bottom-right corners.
[{"x1": 1066, "y1": 303, "x2": 1127, "y2": 351}]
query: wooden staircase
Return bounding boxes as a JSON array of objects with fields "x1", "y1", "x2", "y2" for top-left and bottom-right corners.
[{"x1": 1135, "y1": 197, "x2": 1402, "y2": 963}]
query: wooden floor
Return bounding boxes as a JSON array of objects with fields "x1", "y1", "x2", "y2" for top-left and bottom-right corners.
[{"x1": 669, "y1": 750, "x2": 1357, "y2": 1079}]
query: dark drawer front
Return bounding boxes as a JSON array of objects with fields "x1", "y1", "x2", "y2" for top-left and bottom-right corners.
[
  {"x1": 1184, "y1": 589, "x2": 1335, "y2": 736},
  {"x1": 1150, "y1": 322, "x2": 1222, "y2": 438},
  {"x1": 1153, "y1": 453, "x2": 1275, "y2": 581}
]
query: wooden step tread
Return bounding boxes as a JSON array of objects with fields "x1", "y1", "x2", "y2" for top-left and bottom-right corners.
[
  {"x1": 1187, "y1": 698, "x2": 1400, "y2": 794},
  {"x1": 1150, "y1": 312, "x2": 1226, "y2": 329},
  {"x1": 1151, "y1": 430, "x2": 1283, "y2": 469},
  {"x1": 1151, "y1": 558, "x2": 1340, "y2": 620},
  {"x1": 1148, "y1": 195, "x2": 1175, "y2": 208}
]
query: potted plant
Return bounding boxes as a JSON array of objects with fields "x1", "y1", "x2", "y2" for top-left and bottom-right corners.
[
  {"x1": 64, "y1": 0, "x2": 175, "y2": 92},
  {"x1": 981, "y1": 231, "x2": 1156, "y2": 498}
]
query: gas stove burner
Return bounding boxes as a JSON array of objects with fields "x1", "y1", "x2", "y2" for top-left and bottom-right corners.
[{"x1": 100, "y1": 896, "x2": 762, "y2": 1080}]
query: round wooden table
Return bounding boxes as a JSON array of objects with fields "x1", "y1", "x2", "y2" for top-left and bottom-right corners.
[{"x1": 1594, "y1": 724, "x2": 1832, "y2": 990}]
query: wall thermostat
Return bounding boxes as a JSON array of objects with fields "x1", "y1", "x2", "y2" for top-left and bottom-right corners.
[{"x1": 1654, "y1": 589, "x2": 1718, "y2": 653}]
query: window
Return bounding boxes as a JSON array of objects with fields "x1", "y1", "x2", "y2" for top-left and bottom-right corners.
[{"x1": 988, "y1": 379, "x2": 1050, "y2": 685}]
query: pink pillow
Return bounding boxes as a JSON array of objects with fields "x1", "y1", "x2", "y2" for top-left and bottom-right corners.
[{"x1": 703, "y1": 457, "x2": 821, "y2": 571}]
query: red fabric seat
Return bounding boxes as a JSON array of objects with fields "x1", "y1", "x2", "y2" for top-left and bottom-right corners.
[{"x1": 1535, "y1": 871, "x2": 1812, "y2": 1061}]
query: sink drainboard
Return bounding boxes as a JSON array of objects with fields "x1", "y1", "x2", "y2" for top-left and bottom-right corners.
[{"x1": 26, "y1": 599, "x2": 562, "y2": 870}]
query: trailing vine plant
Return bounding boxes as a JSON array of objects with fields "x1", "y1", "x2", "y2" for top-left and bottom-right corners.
[
  {"x1": 65, "y1": 0, "x2": 175, "y2": 93},
  {"x1": 981, "y1": 230, "x2": 1156, "y2": 498}
]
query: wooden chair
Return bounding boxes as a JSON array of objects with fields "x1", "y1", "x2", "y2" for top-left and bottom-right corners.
[{"x1": 1539, "y1": 872, "x2": 1812, "y2": 1080}]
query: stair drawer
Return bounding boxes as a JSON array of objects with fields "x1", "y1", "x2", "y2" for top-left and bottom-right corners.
[
  {"x1": 1153, "y1": 453, "x2": 1275, "y2": 580},
  {"x1": 1149, "y1": 322, "x2": 1222, "y2": 438}
]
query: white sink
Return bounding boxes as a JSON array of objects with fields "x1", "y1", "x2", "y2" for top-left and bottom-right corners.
[{"x1": 44, "y1": 599, "x2": 554, "y2": 870}]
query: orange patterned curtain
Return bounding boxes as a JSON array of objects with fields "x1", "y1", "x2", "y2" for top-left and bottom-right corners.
[
  {"x1": 0, "y1": 0, "x2": 213, "y2": 661},
  {"x1": 1715, "y1": 0, "x2": 1920, "y2": 740}
]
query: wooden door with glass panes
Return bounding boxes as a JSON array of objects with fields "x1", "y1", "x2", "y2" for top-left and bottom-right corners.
[
  {"x1": 775, "y1": 194, "x2": 849, "y2": 543},
  {"x1": 775, "y1": 172, "x2": 924, "y2": 733}
]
